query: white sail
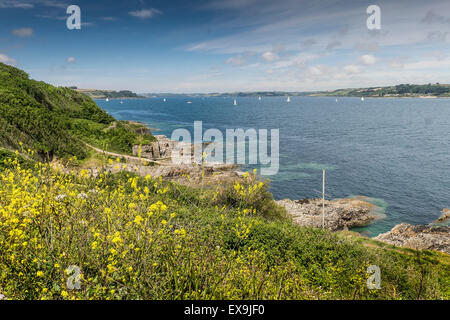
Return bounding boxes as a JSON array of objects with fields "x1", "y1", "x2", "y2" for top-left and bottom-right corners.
[
  {"x1": 258, "y1": 96, "x2": 261, "y2": 101},
  {"x1": 361, "y1": 97, "x2": 365, "y2": 101},
  {"x1": 105, "y1": 98, "x2": 109, "y2": 102},
  {"x1": 163, "y1": 98, "x2": 166, "y2": 102},
  {"x1": 234, "y1": 98, "x2": 237, "y2": 106},
  {"x1": 287, "y1": 96, "x2": 291, "y2": 102}
]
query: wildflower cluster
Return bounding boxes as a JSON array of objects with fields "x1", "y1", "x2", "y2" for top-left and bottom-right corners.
[{"x1": 0, "y1": 155, "x2": 447, "y2": 300}]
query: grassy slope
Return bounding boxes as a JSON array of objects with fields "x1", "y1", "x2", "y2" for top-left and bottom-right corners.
[{"x1": 0, "y1": 62, "x2": 154, "y2": 161}]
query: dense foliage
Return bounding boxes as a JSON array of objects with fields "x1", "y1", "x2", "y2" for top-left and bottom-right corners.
[
  {"x1": 0, "y1": 62, "x2": 153, "y2": 160},
  {"x1": 0, "y1": 157, "x2": 448, "y2": 300},
  {"x1": 77, "y1": 90, "x2": 143, "y2": 99}
]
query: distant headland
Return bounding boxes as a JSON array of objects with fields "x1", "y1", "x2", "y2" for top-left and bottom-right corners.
[
  {"x1": 142, "y1": 83, "x2": 450, "y2": 98},
  {"x1": 72, "y1": 88, "x2": 146, "y2": 99}
]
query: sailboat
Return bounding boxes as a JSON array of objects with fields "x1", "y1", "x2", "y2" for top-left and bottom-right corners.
[
  {"x1": 258, "y1": 96, "x2": 262, "y2": 101},
  {"x1": 233, "y1": 98, "x2": 237, "y2": 106},
  {"x1": 120, "y1": 100, "x2": 123, "y2": 104},
  {"x1": 286, "y1": 96, "x2": 291, "y2": 103},
  {"x1": 361, "y1": 97, "x2": 365, "y2": 102},
  {"x1": 163, "y1": 98, "x2": 166, "y2": 102},
  {"x1": 335, "y1": 98, "x2": 338, "y2": 102},
  {"x1": 105, "y1": 98, "x2": 109, "y2": 102}
]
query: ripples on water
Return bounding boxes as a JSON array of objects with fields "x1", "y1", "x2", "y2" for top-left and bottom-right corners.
[{"x1": 97, "y1": 96, "x2": 450, "y2": 236}]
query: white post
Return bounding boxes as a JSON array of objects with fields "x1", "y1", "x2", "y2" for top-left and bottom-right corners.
[{"x1": 322, "y1": 169, "x2": 325, "y2": 229}]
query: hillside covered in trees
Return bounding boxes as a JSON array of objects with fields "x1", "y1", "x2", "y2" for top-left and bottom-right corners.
[
  {"x1": 0, "y1": 62, "x2": 153, "y2": 161},
  {"x1": 74, "y1": 89, "x2": 145, "y2": 99}
]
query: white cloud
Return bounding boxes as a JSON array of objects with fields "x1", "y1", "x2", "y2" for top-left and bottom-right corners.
[
  {"x1": 100, "y1": 17, "x2": 116, "y2": 21},
  {"x1": 0, "y1": 1, "x2": 33, "y2": 8},
  {"x1": 225, "y1": 55, "x2": 246, "y2": 67},
  {"x1": 12, "y1": 28, "x2": 34, "y2": 37},
  {"x1": 261, "y1": 51, "x2": 279, "y2": 62},
  {"x1": 358, "y1": 54, "x2": 378, "y2": 65},
  {"x1": 129, "y1": 8, "x2": 161, "y2": 19},
  {"x1": 67, "y1": 57, "x2": 76, "y2": 63},
  {"x1": 1, "y1": 0, "x2": 67, "y2": 9},
  {"x1": 0, "y1": 53, "x2": 17, "y2": 66},
  {"x1": 81, "y1": 22, "x2": 95, "y2": 27},
  {"x1": 306, "y1": 65, "x2": 328, "y2": 77},
  {"x1": 272, "y1": 53, "x2": 319, "y2": 69},
  {"x1": 343, "y1": 64, "x2": 361, "y2": 74}
]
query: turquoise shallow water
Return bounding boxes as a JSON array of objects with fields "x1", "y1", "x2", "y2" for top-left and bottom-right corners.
[{"x1": 97, "y1": 96, "x2": 450, "y2": 236}]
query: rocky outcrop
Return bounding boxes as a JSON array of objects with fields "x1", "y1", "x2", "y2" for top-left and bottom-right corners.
[
  {"x1": 133, "y1": 135, "x2": 183, "y2": 160},
  {"x1": 375, "y1": 223, "x2": 450, "y2": 254},
  {"x1": 434, "y1": 208, "x2": 450, "y2": 224},
  {"x1": 277, "y1": 197, "x2": 376, "y2": 231}
]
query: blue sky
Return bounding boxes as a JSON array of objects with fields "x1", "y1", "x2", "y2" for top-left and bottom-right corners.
[{"x1": 0, "y1": 0, "x2": 449, "y2": 92}]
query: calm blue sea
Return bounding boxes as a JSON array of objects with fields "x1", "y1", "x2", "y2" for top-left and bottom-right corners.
[{"x1": 97, "y1": 96, "x2": 450, "y2": 236}]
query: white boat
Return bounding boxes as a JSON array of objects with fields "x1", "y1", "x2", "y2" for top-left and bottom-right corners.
[
  {"x1": 361, "y1": 97, "x2": 365, "y2": 101},
  {"x1": 120, "y1": 101, "x2": 123, "y2": 104},
  {"x1": 287, "y1": 96, "x2": 291, "y2": 103},
  {"x1": 105, "y1": 98, "x2": 109, "y2": 102},
  {"x1": 335, "y1": 98, "x2": 338, "y2": 102},
  {"x1": 233, "y1": 98, "x2": 237, "y2": 106},
  {"x1": 258, "y1": 96, "x2": 262, "y2": 101},
  {"x1": 163, "y1": 98, "x2": 166, "y2": 102},
  {"x1": 187, "y1": 101, "x2": 192, "y2": 104}
]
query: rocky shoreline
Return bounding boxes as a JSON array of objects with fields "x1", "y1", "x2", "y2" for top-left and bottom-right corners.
[
  {"x1": 277, "y1": 197, "x2": 377, "y2": 231},
  {"x1": 278, "y1": 197, "x2": 450, "y2": 254},
  {"x1": 375, "y1": 223, "x2": 450, "y2": 254}
]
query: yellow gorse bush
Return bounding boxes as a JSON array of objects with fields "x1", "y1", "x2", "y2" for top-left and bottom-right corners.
[
  {"x1": 2, "y1": 155, "x2": 444, "y2": 300},
  {"x1": 0, "y1": 157, "x2": 198, "y2": 299},
  {"x1": 0, "y1": 156, "x2": 314, "y2": 300}
]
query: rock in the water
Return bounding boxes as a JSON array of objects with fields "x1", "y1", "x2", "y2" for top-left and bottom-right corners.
[
  {"x1": 277, "y1": 197, "x2": 376, "y2": 231},
  {"x1": 434, "y1": 208, "x2": 450, "y2": 224},
  {"x1": 375, "y1": 223, "x2": 450, "y2": 254}
]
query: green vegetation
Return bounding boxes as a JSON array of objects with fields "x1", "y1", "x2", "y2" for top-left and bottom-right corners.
[
  {"x1": 312, "y1": 83, "x2": 450, "y2": 97},
  {"x1": 0, "y1": 158, "x2": 448, "y2": 300},
  {"x1": 68, "y1": 119, "x2": 156, "y2": 155},
  {"x1": 0, "y1": 62, "x2": 154, "y2": 161},
  {"x1": 76, "y1": 89, "x2": 144, "y2": 99}
]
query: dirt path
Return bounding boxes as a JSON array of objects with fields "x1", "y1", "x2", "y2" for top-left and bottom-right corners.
[{"x1": 84, "y1": 142, "x2": 166, "y2": 166}]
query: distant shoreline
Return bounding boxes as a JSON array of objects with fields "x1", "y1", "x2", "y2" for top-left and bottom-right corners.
[{"x1": 94, "y1": 97, "x2": 146, "y2": 100}]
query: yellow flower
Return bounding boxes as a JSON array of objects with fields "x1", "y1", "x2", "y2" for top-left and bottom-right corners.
[
  {"x1": 36, "y1": 271, "x2": 44, "y2": 277},
  {"x1": 134, "y1": 215, "x2": 144, "y2": 225}
]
